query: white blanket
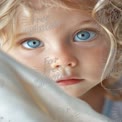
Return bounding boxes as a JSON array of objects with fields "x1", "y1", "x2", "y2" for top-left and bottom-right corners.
[{"x1": 0, "y1": 50, "x2": 112, "y2": 122}]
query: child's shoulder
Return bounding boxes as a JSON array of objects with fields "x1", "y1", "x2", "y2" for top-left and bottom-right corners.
[{"x1": 102, "y1": 97, "x2": 122, "y2": 121}]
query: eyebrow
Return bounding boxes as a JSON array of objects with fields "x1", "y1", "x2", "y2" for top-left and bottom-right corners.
[
  {"x1": 15, "y1": 19, "x2": 97, "y2": 38},
  {"x1": 15, "y1": 33, "x2": 29, "y2": 38},
  {"x1": 75, "y1": 19, "x2": 97, "y2": 27}
]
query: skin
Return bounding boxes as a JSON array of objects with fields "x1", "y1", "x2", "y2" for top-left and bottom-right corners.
[{"x1": 2, "y1": 2, "x2": 111, "y2": 113}]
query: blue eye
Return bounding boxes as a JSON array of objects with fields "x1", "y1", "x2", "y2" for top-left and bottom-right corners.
[
  {"x1": 74, "y1": 30, "x2": 96, "y2": 42},
  {"x1": 22, "y1": 39, "x2": 43, "y2": 49}
]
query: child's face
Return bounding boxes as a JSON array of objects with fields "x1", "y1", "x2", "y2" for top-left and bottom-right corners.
[{"x1": 3, "y1": 4, "x2": 110, "y2": 97}]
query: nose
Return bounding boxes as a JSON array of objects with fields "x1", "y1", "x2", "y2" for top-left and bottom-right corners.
[
  {"x1": 52, "y1": 57, "x2": 77, "y2": 69},
  {"x1": 50, "y1": 48, "x2": 78, "y2": 69}
]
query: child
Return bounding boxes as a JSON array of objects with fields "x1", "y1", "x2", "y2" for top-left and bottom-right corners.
[{"x1": 0, "y1": 0, "x2": 122, "y2": 121}]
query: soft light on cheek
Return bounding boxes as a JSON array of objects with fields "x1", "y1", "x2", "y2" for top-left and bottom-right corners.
[
  {"x1": 3, "y1": 49, "x2": 34, "y2": 67},
  {"x1": 82, "y1": 61, "x2": 102, "y2": 81},
  {"x1": 81, "y1": 45, "x2": 110, "y2": 82}
]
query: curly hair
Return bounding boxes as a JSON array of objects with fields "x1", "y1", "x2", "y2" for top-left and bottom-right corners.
[{"x1": 92, "y1": 0, "x2": 122, "y2": 100}]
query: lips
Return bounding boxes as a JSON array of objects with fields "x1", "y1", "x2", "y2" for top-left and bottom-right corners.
[{"x1": 56, "y1": 78, "x2": 83, "y2": 86}]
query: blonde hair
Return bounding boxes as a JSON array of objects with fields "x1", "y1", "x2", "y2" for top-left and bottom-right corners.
[
  {"x1": 0, "y1": 0, "x2": 122, "y2": 99},
  {"x1": 92, "y1": 0, "x2": 122, "y2": 100}
]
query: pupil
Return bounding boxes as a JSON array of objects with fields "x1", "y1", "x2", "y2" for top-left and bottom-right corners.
[
  {"x1": 33, "y1": 41, "x2": 36, "y2": 44},
  {"x1": 81, "y1": 34, "x2": 85, "y2": 37}
]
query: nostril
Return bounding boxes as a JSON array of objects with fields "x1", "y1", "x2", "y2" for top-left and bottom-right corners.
[
  {"x1": 56, "y1": 65, "x2": 60, "y2": 68},
  {"x1": 68, "y1": 63, "x2": 72, "y2": 66}
]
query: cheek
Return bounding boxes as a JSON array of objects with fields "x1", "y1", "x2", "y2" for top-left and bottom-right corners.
[
  {"x1": 81, "y1": 44, "x2": 110, "y2": 80},
  {"x1": 7, "y1": 49, "x2": 58, "y2": 79},
  {"x1": 7, "y1": 50, "x2": 45, "y2": 72}
]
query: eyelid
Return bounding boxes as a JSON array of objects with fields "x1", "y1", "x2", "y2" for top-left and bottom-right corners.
[
  {"x1": 18, "y1": 37, "x2": 44, "y2": 50},
  {"x1": 73, "y1": 28, "x2": 99, "y2": 37},
  {"x1": 19, "y1": 37, "x2": 41, "y2": 44},
  {"x1": 72, "y1": 28, "x2": 100, "y2": 42}
]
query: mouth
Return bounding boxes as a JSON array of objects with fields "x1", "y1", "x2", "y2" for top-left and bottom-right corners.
[{"x1": 56, "y1": 78, "x2": 84, "y2": 86}]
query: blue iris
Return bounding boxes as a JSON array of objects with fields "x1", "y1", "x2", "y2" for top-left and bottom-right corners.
[
  {"x1": 22, "y1": 39, "x2": 43, "y2": 49},
  {"x1": 74, "y1": 30, "x2": 96, "y2": 42}
]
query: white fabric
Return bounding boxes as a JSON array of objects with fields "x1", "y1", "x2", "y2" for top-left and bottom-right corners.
[{"x1": 0, "y1": 50, "x2": 113, "y2": 122}]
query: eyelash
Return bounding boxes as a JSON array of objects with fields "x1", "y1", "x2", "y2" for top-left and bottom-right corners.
[
  {"x1": 19, "y1": 28, "x2": 99, "y2": 49},
  {"x1": 73, "y1": 28, "x2": 99, "y2": 39},
  {"x1": 20, "y1": 37, "x2": 43, "y2": 49}
]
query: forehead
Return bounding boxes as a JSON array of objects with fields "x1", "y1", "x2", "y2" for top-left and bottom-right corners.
[
  {"x1": 19, "y1": 8, "x2": 92, "y2": 23},
  {"x1": 28, "y1": 0, "x2": 96, "y2": 9},
  {"x1": 14, "y1": 0, "x2": 98, "y2": 37}
]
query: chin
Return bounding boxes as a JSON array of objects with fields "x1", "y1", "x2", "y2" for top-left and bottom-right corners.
[{"x1": 63, "y1": 89, "x2": 84, "y2": 98}]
